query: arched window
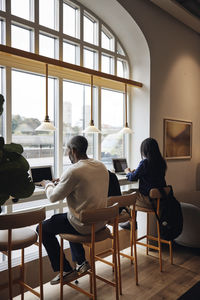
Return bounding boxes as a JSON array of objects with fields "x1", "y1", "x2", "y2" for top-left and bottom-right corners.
[{"x1": 0, "y1": 0, "x2": 131, "y2": 173}]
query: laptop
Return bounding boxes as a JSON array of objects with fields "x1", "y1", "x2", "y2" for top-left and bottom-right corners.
[
  {"x1": 30, "y1": 165, "x2": 53, "y2": 187},
  {"x1": 112, "y1": 158, "x2": 128, "y2": 175}
]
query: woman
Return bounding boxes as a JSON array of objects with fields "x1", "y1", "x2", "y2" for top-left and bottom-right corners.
[{"x1": 125, "y1": 137, "x2": 167, "y2": 209}]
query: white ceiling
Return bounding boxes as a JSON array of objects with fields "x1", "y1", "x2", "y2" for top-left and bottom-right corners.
[{"x1": 150, "y1": 0, "x2": 200, "y2": 34}]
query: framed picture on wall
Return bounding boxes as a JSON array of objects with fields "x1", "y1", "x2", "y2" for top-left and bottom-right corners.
[{"x1": 163, "y1": 119, "x2": 192, "y2": 160}]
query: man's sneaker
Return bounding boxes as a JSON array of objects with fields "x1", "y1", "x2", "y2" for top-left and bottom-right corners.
[
  {"x1": 50, "y1": 270, "x2": 78, "y2": 285},
  {"x1": 119, "y1": 221, "x2": 131, "y2": 230},
  {"x1": 76, "y1": 260, "x2": 90, "y2": 274}
]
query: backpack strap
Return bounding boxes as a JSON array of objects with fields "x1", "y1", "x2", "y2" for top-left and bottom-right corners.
[{"x1": 148, "y1": 196, "x2": 161, "y2": 224}]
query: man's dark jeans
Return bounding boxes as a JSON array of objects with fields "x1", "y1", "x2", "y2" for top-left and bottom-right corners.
[{"x1": 37, "y1": 213, "x2": 86, "y2": 272}]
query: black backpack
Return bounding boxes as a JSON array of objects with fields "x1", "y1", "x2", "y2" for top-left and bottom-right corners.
[{"x1": 149, "y1": 185, "x2": 183, "y2": 241}]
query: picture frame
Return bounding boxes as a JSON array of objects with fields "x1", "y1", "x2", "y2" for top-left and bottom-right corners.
[{"x1": 163, "y1": 119, "x2": 192, "y2": 160}]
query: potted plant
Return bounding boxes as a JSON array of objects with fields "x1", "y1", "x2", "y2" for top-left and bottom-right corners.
[{"x1": 0, "y1": 94, "x2": 35, "y2": 211}]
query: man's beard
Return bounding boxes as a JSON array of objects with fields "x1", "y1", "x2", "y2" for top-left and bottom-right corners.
[{"x1": 69, "y1": 154, "x2": 74, "y2": 164}]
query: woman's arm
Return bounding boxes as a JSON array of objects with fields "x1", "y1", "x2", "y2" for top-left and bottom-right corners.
[{"x1": 126, "y1": 160, "x2": 145, "y2": 181}]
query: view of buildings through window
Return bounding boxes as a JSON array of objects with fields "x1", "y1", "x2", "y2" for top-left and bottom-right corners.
[{"x1": 0, "y1": 0, "x2": 130, "y2": 261}]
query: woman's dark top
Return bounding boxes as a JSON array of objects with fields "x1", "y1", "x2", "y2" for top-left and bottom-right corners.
[{"x1": 126, "y1": 159, "x2": 166, "y2": 196}]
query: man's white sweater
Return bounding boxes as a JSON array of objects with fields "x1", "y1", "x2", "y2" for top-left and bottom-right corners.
[{"x1": 45, "y1": 158, "x2": 109, "y2": 234}]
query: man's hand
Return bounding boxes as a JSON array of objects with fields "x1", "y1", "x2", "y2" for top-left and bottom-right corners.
[
  {"x1": 52, "y1": 178, "x2": 60, "y2": 185},
  {"x1": 39, "y1": 180, "x2": 52, "y2": 187}
]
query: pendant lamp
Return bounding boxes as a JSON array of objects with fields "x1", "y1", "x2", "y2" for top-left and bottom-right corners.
[
  {"x1": 35, "y1": 64, "x2": 56, "y2": 131},
  {"x1": 83, "y1": 75, "x2": 101, "y2": 134},
  {"x1": 119, "y1": 83, "x2": 133, "y2": 134}
]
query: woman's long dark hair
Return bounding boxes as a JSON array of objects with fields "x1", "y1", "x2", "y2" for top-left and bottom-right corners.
[{"x1": 140, "y1": 138, "x2": 167, "y2": 173}]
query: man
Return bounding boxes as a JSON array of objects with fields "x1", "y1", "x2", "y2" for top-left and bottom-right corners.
[{"x1": 39, "y1": 135, "x2": 109, "y2": 285}]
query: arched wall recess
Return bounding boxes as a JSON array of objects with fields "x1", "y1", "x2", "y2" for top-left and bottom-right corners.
[{"x1": 80, "y1": 0, "x2": 151, "y2": 167}]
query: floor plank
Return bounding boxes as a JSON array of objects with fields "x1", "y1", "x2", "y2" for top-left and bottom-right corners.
[{"x1": 13, "y1": 243, "x2": 200, "y2": 300}]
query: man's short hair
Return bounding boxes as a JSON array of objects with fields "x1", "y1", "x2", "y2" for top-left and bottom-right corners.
[{"x1": 67, "y1": 135, "x2": 88, "y2": 154}]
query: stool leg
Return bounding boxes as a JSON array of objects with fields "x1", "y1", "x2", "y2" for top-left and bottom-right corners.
[
  {"x1": 156, "y1": 219, "x2": 162, "y2": 272},
  {"x1": 38, "y1": 223, "x2": 44, "y2": 300},
  {"x1": 91, "y1": 225, "x2": 97, "y2": 300},
  {"x1": 146, "y1": 213, "x2": 149, "y2": 255},
  {"x1": 132, "y1": 209, "x2": 138, "y2": 285},
  {"x1": 130, "y1": 215, "x2": 133, "y2": 264},
  {"x1": 8, "y1": 229, "x2": 12, "y2": 300},
  {"x1": 88, "y1": 246, "x2": 93, "y2": 295},
  {"x1": 169, "y1": 241, "x2": 173, "y2": 264},
  {"x1": 113, "y1": 222, "x2": 119, "y2": 300},
  {"x1": 60, "y1": 238, "x2": 64, "y2": 300},
  {"x1": 116, "y1": 226, "x2": 122, "y2": 295},
  {"x1": 20, "y1": 248, "x2": 24, "y2": 300}
]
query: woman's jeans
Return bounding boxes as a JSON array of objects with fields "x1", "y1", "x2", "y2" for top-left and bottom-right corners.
[{"x1": 37, "y1": 213, "x2": 86, "y2": 272}]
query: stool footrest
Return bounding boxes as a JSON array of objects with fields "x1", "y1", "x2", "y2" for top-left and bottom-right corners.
[
  {"x1": 95, "y1": 254, "x2": 114, "y2": 267},
  {"x1": 120, "y1": 252, "x2": 135, "y2": 261},
  {"x1": 95, "y1": 274, "x2": 116, "y2": 287},
  {"x1": 67, "y1": 282, "x2": 93, "y2": 298},
  {"x1": 136, "y1": 241, "x2": 159, "y2": 251},
  {"x1": 16, "y1": 279, "x2": 40, "y2": 297}
]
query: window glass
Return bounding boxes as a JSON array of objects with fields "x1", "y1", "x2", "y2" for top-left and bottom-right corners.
[
  {"x1": 117, "y1": 42, "x2": 125, "y2": 55},
  {"x1": 39, "y1": 0, "x2": 56, "y2": 30},
  {"x1": 101, "y1": 29, "x2": 113, "y2": 51},
  {"x1": 11, "y1": 24, "x2": 32, "y2": 52},
  {"x1": 117, "y1": 60, "x2": 124, "y2": 77},
  {"x1": 63, "y1": 81, "x2": 94, "y2": 170},
  {"x1": 63, "y1": 2, "x2": 78, "y2": 38},
  {"x1": 63, "y1": 41, "x2": 77, "y2": 64},
  {"x1": 0, "y1": 0, "x2": 5, "y2": 11},
  {"x1": 83, "y1": 48, "x2": 97, "y2": 70},
  {"x1": 101, "y1": 54, "x2": 113, "y2": 74},
  {"x1": 0, "y1": 19, "x2": 5, "y2": 44},
  {"x1": 101, "y1": 89, "x2": 124, "y2": 169},
  {"x1": 11, "y1": 70, "x2": 55, "y2": 167},
  {"x1": 83, "y1": 14, "x2": 97, "y2": 45},
  {"x1": 11, "y1": 0, "x2": 33, "y2": 21},
  {"x1": 39, "y1": 33, "x2": 56, "y2": 58}
]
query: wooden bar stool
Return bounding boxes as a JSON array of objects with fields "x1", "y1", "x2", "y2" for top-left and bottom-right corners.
[
  {"x1": 59, "y1": 203, "x2": 119, "y2": 300},
  {"x1": 136, "y1": 187, "x2": 173, "y2": 272},
  {"x1": 0, "y1": 207, "x2": 45, "y2": 299},
  {"x1": 106, "y1": 192, "x2": 138, "y2": 295}
]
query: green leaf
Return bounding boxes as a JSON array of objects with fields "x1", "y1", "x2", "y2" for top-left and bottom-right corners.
[
  {"x1": 0, "y1": 193, "x2": 9, "y2": 205},
  {"x1": 4, "y1": 143, "x2": 24, "y2": 154},
  {"x1": 0, "y1": 154, "x2": 30, "y2": 173},
  {"x1": 0, "y1": 137, "x2": 4, "y2": 149},
  {"x1": 0, "y1": 94, "x2": 5, "y2": 116}
]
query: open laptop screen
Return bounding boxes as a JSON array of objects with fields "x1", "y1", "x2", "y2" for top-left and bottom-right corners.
[
  {"x1": 30, "y1": 166, "x2": 53, "y2": 183},
  {"x1": 112, "y1": 158, "x2": 128, "y2": 173}
]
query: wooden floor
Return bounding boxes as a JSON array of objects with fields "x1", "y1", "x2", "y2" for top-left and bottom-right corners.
[{"x1": 14, "y1": 243, "x2": 200, "y2": 300}]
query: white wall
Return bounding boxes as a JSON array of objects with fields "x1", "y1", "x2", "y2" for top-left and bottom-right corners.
[
  {"x1": 81, "y1": 0, "x2": 200, "y2": 198},
  {"x1": 117, "y1": 0, "x2": 200, "y2": 197},
  {"x1": 79, "y1": 0, "x2": 151, "y2": 168}
]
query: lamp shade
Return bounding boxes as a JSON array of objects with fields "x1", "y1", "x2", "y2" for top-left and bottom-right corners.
[
  {"x1": 119, "y1": 125, "x2": 133, "y2": 135},
  {"x1": 83, "y1": 120, "x2": 101, "y2": 133},
  {"x1": 35, "y1": 120, "x2": 56, "y2": 131}
]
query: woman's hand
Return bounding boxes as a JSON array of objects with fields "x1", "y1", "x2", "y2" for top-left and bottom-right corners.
[{"x1": 125, "y1": 167, "x2": 131, "y2": 174}]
